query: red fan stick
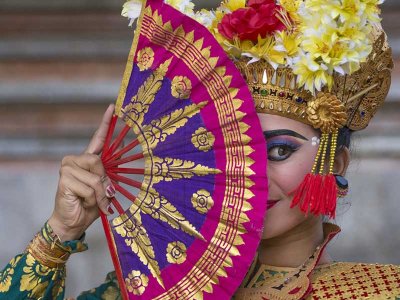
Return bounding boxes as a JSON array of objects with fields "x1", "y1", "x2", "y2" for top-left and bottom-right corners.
[
  {"x1": 104, "y1": 153, "x2": 144, "y2": 169},
  {"x1": 104, "y1": 139, "x2": 140, "y2": 164},
  {"x1": 104, "y1": 125, "x2": 131, "y2": 159},
  {"x1": 102, "y1": 115, "x2": 118, "y2": 159},
  {"x1": 99, "y1": 212, "x2": 129, "y2": 300},
  {"x1": 108, "y1": 173, "x2": 142, "y2": 189},
  {"x1": 113, "y1": 183, "x2": 138, "y2": 204},
  {"x1": 109, "y1": 196, "x2": 125, "y2": 215},
  {"x1": 108, "y1": 167, "x2": 145, "y2": 175}
]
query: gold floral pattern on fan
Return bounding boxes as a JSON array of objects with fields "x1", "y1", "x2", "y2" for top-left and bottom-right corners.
[
  {"x1": 191, "y1": 127, "x2": 215, "y2": 152},
  {"x1": 166, "y1": 241, "x2": 187, "y2": 264},
  {"x1": 171, "y1": 76, "x2": 192, "y2": 99},
  {"x1": 143, "y1": 102, "x2": 207, "y2": 150},
  {"x1": 191, "y1": 189, "x2": 214, "y2": 214},
  {"x1": 137, "y1": 47, "x2": 155, "y2": 71},
  {"x1": 125, "y1": 270, "x2": 149, "y2": 296}
]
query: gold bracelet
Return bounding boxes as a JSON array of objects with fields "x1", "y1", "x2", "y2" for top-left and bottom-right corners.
[{"x1": 25, "y1": 223, "x2": 72, "y2": 269}]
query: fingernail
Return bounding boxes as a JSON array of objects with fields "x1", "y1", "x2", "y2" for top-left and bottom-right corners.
[
  {"x1": 107, "y1": 205, "x2": 114, "y2": 214},
  {"x1": 106, "y1": 184, "x2": 116, "y2": 198}
]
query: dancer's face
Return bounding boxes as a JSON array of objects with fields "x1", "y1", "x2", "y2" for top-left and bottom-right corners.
[{"x1": 258, "y1": 114, "x2": 321, "y2": 239}]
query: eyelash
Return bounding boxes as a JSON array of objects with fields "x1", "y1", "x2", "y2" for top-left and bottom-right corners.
[{"x1": 267, "y1": 140, "x2": 300, "y2": 162}]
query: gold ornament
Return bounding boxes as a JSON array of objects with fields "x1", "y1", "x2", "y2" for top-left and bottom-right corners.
[
  {"x1": 125, "y1": 270, "x2": 149, "y2": 296},
  {"x1": 136, "y1": 47, "x2": 155, "y2": 71},
  {"x1": 191, "y1": 127, "x2": 215, "y2": 152},
  {"x1": 191, "y1": 189, "x2": 214, "y2": 214},
  {"x1": 306, "y1": 93, "x2": 347, "y2": 133},
  {"x1": 166, "y1": 241, "x2": 187, "y2": 264},
  {"x1": 171, "y1": 76, "x2": 192, "y2": 99}
]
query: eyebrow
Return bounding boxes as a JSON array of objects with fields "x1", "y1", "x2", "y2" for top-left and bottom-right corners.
[{"x1": 263, "y1": 129, "x2": 309, "y2": 141}]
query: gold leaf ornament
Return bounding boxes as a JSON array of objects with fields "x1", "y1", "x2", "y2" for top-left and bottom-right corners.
[
  {"x1": 166, "y1": 241, "x2": 187, "y2": 264},
  {"x1": 137, "y1": 47, "x2": 155, "y2": 71},
  {"x1": 191, "y1": 127, "x2": 215, "y2": 152},
  {"x1": 191, "y1": 189, "x2": 214, "y2": 214},
  {"x1": 171, "y1": 76, "x2": 192, "y2": 99},
  {"x1": 306, "y1": 93, "x2": 347, "y2": 133},
  {"x1": 125, "y1": 270, "x2": 149, "y2": 296}
]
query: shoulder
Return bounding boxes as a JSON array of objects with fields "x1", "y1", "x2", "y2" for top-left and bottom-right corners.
[{"x1": 310, "y1": 262, "x2": 400, "y2": 299}]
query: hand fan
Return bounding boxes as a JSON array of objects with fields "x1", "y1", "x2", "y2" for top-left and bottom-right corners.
[{"x1": 99, "y1": 0, "x2": 268, "y2": 299}]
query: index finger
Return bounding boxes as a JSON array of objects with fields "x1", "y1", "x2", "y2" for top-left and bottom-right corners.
[{"x1": 85, "y1": 104, "x2": 115, "y2": 155}]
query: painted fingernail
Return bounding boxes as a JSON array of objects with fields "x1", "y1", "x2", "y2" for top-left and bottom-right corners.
[
  {"x1": 106, "y1": 184, "x2": 116, "y2": 198},
  {"x1": 107, "y1": 205, "x2": 114, "y2": 215}
]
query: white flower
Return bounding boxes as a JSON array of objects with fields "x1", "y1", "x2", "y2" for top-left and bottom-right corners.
[
  {"x1": 121, "y1": 0, "x2": 143, "y2": 27},
  {"x1": 193, "y1": 9, "x2": 216, "y2": 28},
  {"x1": 165, "y1": 0, "x2": 195, "y2": 16}
]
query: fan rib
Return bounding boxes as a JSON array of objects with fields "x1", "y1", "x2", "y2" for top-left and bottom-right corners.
[
  {"x1": 102, "y1": 115, "x2": 118, "y2": 158},
  {"x1": 104, "y1": 138, "x2": 140, "y2": 164},
  {"x1": 109, "y1": 196, "x2": 125, "y2": 215},
  {"x1": 104, "y1": 153, "x2": 144, "y2": 168},
  {"x1": 108, "y1": 167, "x2": 145, "y2": 175},
  {"x1": 113, "y1": 183, "x2": 138, "y2": 204},
  {"x1": 108, "y1": 173, "x2": 142, "y2": 189},
  {"x1": 104, "y1": 125, "x2": 131, "y2": 159}
]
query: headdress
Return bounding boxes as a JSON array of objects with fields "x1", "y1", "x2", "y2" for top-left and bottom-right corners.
[{"x1": 122, "y1": 0, "x2": 394, "y2": 218}]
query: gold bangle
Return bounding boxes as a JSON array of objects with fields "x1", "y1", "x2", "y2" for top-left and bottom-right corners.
[{"x1": 25, "y1": 223, "x2": 72, "y2": 269}]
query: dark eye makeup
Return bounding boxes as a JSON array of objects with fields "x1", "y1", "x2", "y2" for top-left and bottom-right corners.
[
  {"x1": 263, "y1": 129, "x2": 307, "y2": 162},
  {"x1": 267, "y1": 139, "x2": 301, "y2": 161}
]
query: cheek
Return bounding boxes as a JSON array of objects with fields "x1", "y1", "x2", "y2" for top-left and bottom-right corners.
[{"x1": 269, "y1": 145, "x2": 318, "y2": 195}]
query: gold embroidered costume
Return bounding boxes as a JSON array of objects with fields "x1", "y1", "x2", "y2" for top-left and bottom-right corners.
[{"x1": 236, "y1": 224, "x2": 400, "y2": 300}]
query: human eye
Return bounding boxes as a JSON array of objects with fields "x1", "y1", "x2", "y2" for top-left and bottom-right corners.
[{"x1": 267, "y1": 140, "x2": 300, "y2": 162}]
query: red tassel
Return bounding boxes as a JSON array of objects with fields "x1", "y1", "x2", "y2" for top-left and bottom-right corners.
[{"x1": 291, "y1": 173, "x2": 337, "y2": 218}]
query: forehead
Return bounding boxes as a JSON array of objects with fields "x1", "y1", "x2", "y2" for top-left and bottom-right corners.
[{"x1": 257, "y1": 113, "x2": 318, "y2": 137}]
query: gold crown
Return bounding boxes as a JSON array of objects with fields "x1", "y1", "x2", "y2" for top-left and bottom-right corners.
[{"x1": 234, "y1": 29, "x2": 393, "y2": 133}]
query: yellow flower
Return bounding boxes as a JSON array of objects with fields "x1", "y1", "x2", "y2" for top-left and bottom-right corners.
[
  {"x1": 329, "y1": 0, "x2": 363, "y2": 24},
  {"x1": 125, "y1": 270, "x2": 149, "y2": 296},
  {"x1": 293, "y1": 53, "x2": 333, "y2": 92},
  {"x1": 0, "y1": 255, "x2": 21, "y2": 293},
  {"x1": 171, "y1": 76, "x2": 192, "y2": 99},
  {"x1": 223, "y1": 0, "x2": 246, "y2": 12},
  {"x1": 361, "y1": 0, "x2": 382, "y2": 23},
  {"x1": 166, "y1": 241, "x2": 187, "y2": 264},
  {"x1": 279, "y1": 0, "x2": 301, "y2": 24},
  {"x1": 20, "y1": 254, "x2": 51, "y2": 298},
  {"x1": 274, "y1": 31, "x2": 301, "y2": 63},
  {"x1": 136, "y1": 47, "x2": 154, "y2": 71},
  {"x1": 191, "y1": 127, "x2": 215, "y2": 152},
  {"x1": 191, "y1": 189, "x2": 214, "y2": 214},
  {"x1": 244, "y1": 36, "x2": 285, "y2": 67}
]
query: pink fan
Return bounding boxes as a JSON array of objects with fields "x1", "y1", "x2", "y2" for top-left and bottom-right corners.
[{"x1": 99, "y1": 0, "x2": 268, "y2": 299}]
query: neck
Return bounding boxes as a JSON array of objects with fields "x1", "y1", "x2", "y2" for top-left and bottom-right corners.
[{"x1": 258, "y1": 218, "x2": 331, "y2": 268}]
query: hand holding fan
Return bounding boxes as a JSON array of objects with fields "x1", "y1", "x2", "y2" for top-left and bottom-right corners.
[{"x1": 99, "y1": 0, "x2": 268, "y2": 298}]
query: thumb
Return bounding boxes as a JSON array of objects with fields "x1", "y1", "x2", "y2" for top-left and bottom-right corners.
[{"x1": 85, "y1": 104, "x2": 115, "y2": 155}]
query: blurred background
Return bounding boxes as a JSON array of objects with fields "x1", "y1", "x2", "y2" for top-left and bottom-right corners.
[{"x1": 0, "y1": 0, "x2": 399, "y2": 297}]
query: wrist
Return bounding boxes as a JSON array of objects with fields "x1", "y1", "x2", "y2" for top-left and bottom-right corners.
[{"x1": 48, "y1": 215, "x2": 84, "y2": 242}]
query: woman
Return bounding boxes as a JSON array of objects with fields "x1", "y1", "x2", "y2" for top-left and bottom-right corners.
[{"x1": 1, "y1": 0, "x2": 399, "y2": 299}]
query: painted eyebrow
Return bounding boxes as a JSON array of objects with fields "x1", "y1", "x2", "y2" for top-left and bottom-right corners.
[{"x1": 263, "y1": 129, "x2": 309, "y2": 141}]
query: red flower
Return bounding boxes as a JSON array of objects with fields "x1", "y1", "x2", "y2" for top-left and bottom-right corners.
[{"x1": 218, "y1": 0, "x2": 285, "y2": 42}]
